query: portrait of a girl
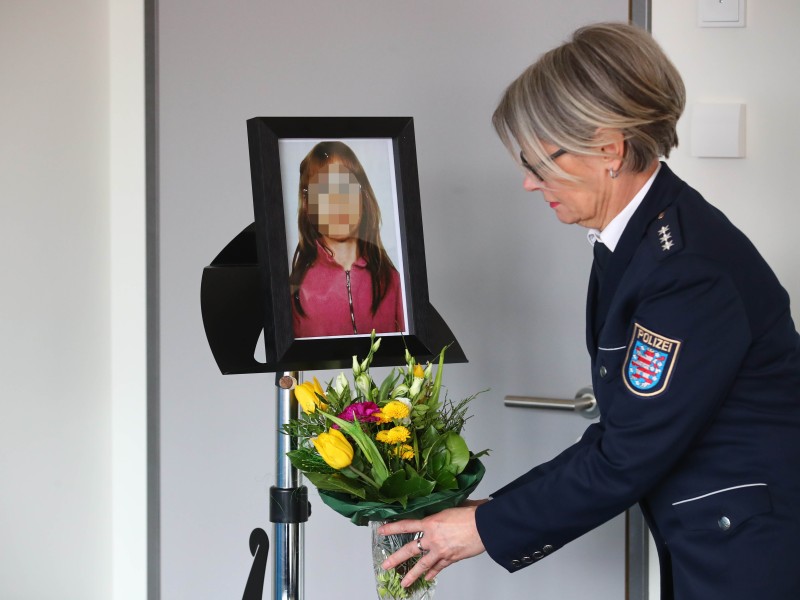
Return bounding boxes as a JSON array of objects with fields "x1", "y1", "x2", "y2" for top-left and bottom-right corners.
[{"x1": 289, "y1": 140, "x2": 405, "y2": 338}]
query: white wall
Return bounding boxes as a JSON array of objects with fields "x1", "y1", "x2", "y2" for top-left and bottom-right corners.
[
  {"x1": 1, "y1": 1, "x2": 147, "y2": 599},
  {"x1": 1, "y1": 2, "x2": 112, "y2": 598},
  {"x1": 652, "y1": 0, "x2": 800, "y2": 306},
  {"x1": 650, "y1": 1, "x2": 800, "y2": 595}
]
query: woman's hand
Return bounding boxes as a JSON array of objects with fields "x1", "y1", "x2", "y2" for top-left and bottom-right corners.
[{"x1": 377, "y1": 500, "x2": 489, "y2": 588}]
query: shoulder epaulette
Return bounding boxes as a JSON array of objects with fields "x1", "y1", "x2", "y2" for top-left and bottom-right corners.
[{"x1": 648, "y1": 206, "x2": 683, "y2": 260}]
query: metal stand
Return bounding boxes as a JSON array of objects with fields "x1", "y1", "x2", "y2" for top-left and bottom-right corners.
[{"x1": 270, "y1": 373, "x2": 308, "y2": 600}]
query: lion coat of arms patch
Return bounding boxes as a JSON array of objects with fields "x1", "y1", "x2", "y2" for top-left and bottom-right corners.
[{"x1": 623, "y1": 323, "x2": 681, "y2": 397}]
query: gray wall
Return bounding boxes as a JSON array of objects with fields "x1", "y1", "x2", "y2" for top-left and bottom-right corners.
[{"x1": 157, "y1": 2, "x2": 628, "y2": 598}]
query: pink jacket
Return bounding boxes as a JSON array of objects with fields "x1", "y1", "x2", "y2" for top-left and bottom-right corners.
[{"x1": 292, "y1": 243, "x2": 405, "y2": 338}]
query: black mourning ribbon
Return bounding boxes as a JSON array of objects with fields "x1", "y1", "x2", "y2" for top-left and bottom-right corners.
[{"x1": 593, "y1": 241, "x2": 612, "y2": 283}]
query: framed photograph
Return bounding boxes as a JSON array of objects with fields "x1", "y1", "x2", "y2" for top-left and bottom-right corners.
[{"x1": 246, "y1": 116, "x2": 465, "y2": 371}]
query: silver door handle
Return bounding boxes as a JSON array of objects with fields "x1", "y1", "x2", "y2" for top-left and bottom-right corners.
[{"x1": 504, "y1": 386, "x2": 599, "y2": 419}]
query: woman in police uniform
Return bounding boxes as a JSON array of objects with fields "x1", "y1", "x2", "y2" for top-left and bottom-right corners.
[{"x1": 379, "y1": 22, "x2": 800, "y2": 600}]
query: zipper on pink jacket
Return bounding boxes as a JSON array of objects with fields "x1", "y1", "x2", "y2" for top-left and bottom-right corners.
[{"x1": 345, "y1": 270, "x2": 357, "y2": 334}]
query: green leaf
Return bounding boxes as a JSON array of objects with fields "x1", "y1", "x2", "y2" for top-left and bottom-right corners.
[
  {"x1": 349, "y1": 453, "x2": 368, "y2": 475},
  {"x1": 444, "y1": 432, "x2": 470, "y2": 475},
  {"x1": 429, "y1": 346, "x2": 447, "y2": 407},
  {"x1": 316, "y1": 457, "x2": 486, "y2": 525},
  {"x1": 428, "y1": 446, "x2": 449, "y2": 475},
  {"x1": 287, "y1": 448, "x2": 334, "y2": 474},
  {"x1": 411, "y1": 404, "x2": 429, "y2": 418},
  {"x1": 419, "y1": 426, "x2": 441, "y2": 451},
  {"x1": 379, "y1": 466, "x2": 435, "y2": 502},
  {"x1": 303, "y1": 471, "x2": 366, "y2": 499},
  {"x1": 421, "y1": 430, "x2": 449, "y2": 471},
  {"x1": 433, "y1": 470, "x2": 458, "y2": 491},
  {"x1": 378, "y1": 369, "x2": 399, "y2": 403}
]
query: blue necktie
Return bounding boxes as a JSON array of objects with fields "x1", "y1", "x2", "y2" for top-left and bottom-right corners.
[{"x1": 593, "y1": 241, "x2": 611, "y2": 282}]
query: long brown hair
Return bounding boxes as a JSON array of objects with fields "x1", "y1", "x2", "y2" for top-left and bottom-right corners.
[{"x1": 290, "y1": 140, "x2": 396, "y2": 317}]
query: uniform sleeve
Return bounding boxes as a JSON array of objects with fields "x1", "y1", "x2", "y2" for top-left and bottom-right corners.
[{"x1": 475, "y1": 255, "x2": 752, "y2": 572}]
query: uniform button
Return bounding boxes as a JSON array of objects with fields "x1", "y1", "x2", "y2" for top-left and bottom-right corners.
[
  {"x1": 542, "y1": 545, "x2": 554, "y2": 554},
  {"x1": 521, "y1": 555, "x2": 533, "y2": 564},
  {"x1": 718, "y1": 516, "x2": 731, "y2": 531},
  {"x1": 532, "y1": 551, "x2": 544, "y2": 559},
  {"x1": 511, "y1": 559, "x2": 521, "y2": 568},
  {"x1": 599, "y1": 366, "x2": 607, "y2": 377}
]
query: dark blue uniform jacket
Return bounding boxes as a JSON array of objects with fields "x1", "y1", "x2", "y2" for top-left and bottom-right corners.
[{"x1": 475, "y1": 163, "x2": 800, "y2": 599}]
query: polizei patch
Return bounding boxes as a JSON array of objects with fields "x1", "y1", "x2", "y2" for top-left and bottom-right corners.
[{"x1": 623, "y1": 323, "x2": 681, "y2": 397}]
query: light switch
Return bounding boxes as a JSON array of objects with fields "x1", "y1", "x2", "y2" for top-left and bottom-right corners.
[
  {"x1": 698, "y1": 0, "x2": 746, "y2": 28},
  {"x1": 690, "y1": 103, "x2": 746, "y2": 158}
]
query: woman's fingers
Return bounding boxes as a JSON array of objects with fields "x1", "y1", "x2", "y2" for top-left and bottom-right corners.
[
  {"x1": 378, "y1": 506, "x2": 487, "y2": 589},
  {"x1": 377, "y1": 519, "x2": 423, "y2": 537},
  {"x1": 424, "y1": 558, "x2": 452, "y2": 581},
  {"x1": 380, "y1": 537, "x2": 423, "y2": 572}
]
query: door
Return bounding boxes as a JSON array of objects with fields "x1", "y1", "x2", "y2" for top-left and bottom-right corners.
[
  {"x1": 417, "y1": 178, "x2": 628, "y2": 599},
  {"x1": 155, "y1": 1, "x2": 633, "y2": 599}
]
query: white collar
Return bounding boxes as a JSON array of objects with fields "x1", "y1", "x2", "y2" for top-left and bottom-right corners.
[{"x1": 587, "y1": 163, "x2": 661, "y2": 252}]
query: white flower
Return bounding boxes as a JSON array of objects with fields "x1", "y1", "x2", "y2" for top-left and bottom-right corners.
[
  {"x1": 334, "y1": 372, "x2": 349, "y2": 396},
  {"x1": 409, "y1": 377, "x2": 424, "y2": 398},
  {"x1": 356, "y1": 373, "x2": 372, "y2": 399}
]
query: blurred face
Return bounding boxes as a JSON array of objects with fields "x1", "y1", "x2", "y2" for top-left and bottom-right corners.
[
  {"x1": 307, "y1": 162, "x2": 362, "y2": 240},
  {"x1": 522, "y1": 144, "x2": 613, "y2": 230}
]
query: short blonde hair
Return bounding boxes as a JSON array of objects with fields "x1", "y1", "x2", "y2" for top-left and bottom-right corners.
[{"x1": 493, "y1": 22, "x2": 685, "y2": 180}]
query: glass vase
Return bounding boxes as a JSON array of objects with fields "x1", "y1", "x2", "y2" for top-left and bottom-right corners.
[{"x1": 370, "y1": 520, "x2": 436, "y2": 600}]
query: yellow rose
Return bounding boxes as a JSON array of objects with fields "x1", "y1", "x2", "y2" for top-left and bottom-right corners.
[
  {"x1": 312, "y1": 429, "x2": 354, "y2": 470},
  {"x1": 375, "y1": 426, "x2": 411, "y2": 444},
  {"x1": 295, "y1": 379, "x2": 327, "y2": 414}
]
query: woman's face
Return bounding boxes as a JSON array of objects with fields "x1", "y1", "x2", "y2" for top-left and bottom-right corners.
[
  {"x1": 307, "y1": 162, "x2": 362, "y2": 241},
  {"x1": 522, "y1": 143, "x2": 615, "y2": 230}
]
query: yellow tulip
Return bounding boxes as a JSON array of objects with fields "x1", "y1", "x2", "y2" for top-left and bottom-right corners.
[
  {"x1": 295, "y1": 379, "x2": 327, "y2": 414},
  {"x1": 311, "y1": 377, "x2": 328, "y2": 409},
  {"x1": 295, "y1": 382, "x2": 317, "y2": 414},
  {"x1": 312, "y1": 429, "x2": 354, "y2": 470},
  {"x1": 413, "y1": 364, "x2": 425, "y2": 378}
]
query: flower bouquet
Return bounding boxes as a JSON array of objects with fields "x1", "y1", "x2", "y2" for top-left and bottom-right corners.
[{"x1": 283, "y1": 333, "x2": 487, "y2": 600}]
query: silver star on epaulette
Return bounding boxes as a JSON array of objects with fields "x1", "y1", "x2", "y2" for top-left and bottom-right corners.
[{"x1": 658, "y1": 224, "x2": 673, "y2": 251}]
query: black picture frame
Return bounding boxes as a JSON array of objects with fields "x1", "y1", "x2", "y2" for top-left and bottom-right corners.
[{"x1": 245, "y1": 116, "x2": 465, "y2": 372}]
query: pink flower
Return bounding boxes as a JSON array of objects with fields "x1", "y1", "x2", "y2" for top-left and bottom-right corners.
[{"x1": 334, "y1": 402, "x2": 381, "y2": 428}]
